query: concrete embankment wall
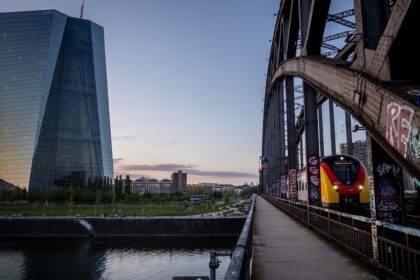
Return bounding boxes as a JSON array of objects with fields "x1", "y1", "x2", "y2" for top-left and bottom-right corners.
[{"x1": 0, "y1": 217, "x2": 245, "y2": 238}]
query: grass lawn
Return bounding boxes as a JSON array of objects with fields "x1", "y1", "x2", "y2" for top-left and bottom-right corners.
[{"x1": 0, "y1": 201, "x2": 226, "y2": 217}]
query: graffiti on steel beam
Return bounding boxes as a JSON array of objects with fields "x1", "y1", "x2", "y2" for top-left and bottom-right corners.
[
  {"x1": 375, "y1": 162, "x2": 400, "y2": 178},
  {"x1": 280, "y1": 175, "x2": 287, "y2": 198},
  {"x1": 409, "y1": 127, "x2": 420, "y2": 159},
  {"x1": 276, "y1": 180, "x2": 281, "y2": 197},
  {"x1": 375, "y1": 162, "x2": 401, "y2": 223},
  {"x1": 368, "y1": 176, "x2": 378, "y2": 261},
  {"x1": 289, "y1": 169, "x2": 297, "y2": 201},
  {"x1": 386, "y1": 102, "x2": 414, "y2": 158},
  {"x1": 307, "y1": 154, "x2": 320, "y2": 204}
]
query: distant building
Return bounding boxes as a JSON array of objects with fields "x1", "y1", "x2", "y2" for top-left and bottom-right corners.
[
  {"x1": 198, "y1": 183, "x2": 235, "y2": 192},
  {"x1": 190, "y1": 195, "x2": 207, "y2": 203},
  {"x1": 0, "y1": 179, "x2": 17, "y2": 191},
  {"x1": 131, "y1": 178, "x2": 172, "y2": 194},
  {"x1": 198, "y1": 183, "x2": 220, "y2": 190},
  {"x1": 171, "y1": 170, "x2": 187, "y2": 193},
  {"x1": 234, "y1": 186, "x2": 243, "y2": 196},
  {"x1": 339, "y1": 140, "x2": 368, "y2": 167}
]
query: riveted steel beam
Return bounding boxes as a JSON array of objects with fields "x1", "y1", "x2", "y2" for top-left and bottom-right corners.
[
  {"x1": 299, "y1": 0, "x2": 331, "y2": 55},
  {"x1": 329, "y1": 99, "x2": 336, "y2": 155},
  {"x1": 327, "y1": 13, "x2": 355, "y2": 29},
  {"x1": 286, "y1": 77, "x2": 297, "y2": 169},
  {"x1": 345, "y1": 112, "x2": 353, "y2": 155},
  {"x1": 304, "y1": 83, "x2": 321, "y2": 205},
  {"x1": 270, "y1": 56, "x2": 420, "y2": 178},
  {"x1": 319, "y1": 105, "x2": 324, "y2": 157}
]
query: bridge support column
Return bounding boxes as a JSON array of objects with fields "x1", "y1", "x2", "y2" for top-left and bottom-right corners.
[
  {"x1": 286, "y1": 77, "x2": 298, "y2": 200},
  {"x1": 272, "y1": 85, "x2": 278, "y2": 193},
  {"x1": 358, "y1": 0, "x2": 389, "y2": 50},
  {"x1": 269, "y1": 97, "x2": 274, "y2": 194},
  {"x1": 345, "y1": 112, "x2": 353, "y2": 155},
  {"x1": 318, "y1": 104, "x2": 324, "y2": 157},
  {"x1": 277, "y1": 81, "x2": 287, "y2": 193},
  {"x1": 303, "y1": 83, "x2": 320, "y2": 205},
  {"x1": 329, "y1": 100, "x2": 336, "y2": 155},
  {"x1": 366, "y1": 135, "x2": 379, "y2": 262},
  {"x1": 370, "y1": 138, "x2": 406, "y2": 225},
  {"x1": 299, "y1": 135, "x2": 304, "y2": 169},
  {"x1": 285, "y1": 77, "x2": 297, "y2": 170}
]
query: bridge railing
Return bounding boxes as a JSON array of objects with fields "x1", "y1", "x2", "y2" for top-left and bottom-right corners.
[
  {"x1": 264, "y1": 195, "x2": 420, "y2": 280},
  {"x1": 224, "y1": 194, "x2": 256, "y2": 280}
]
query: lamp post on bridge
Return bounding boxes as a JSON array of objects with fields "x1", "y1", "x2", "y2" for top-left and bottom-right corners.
[{"x1": 352, "y1": 124, "x2": 365, "y2": 132}]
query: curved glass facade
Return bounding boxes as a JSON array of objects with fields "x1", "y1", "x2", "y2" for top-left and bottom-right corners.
[{"x1": 0, "y1": 10, "x2": 114, "y2": 191}]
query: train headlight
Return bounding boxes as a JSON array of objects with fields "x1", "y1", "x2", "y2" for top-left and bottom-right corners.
[
  {"x1": 358, "y1": 185, "x2": 363, "y2": 190},
  {"x1": 333, "y1": 185, "x2": 338, "y2": 190}
]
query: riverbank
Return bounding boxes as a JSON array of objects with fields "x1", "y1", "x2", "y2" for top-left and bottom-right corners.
[
  {"x1": 0, "y1": 216, "x2": 245, "y2": 239},
  {"x1": 0, "y1": 199, "x2": 250, "y2": 217}
]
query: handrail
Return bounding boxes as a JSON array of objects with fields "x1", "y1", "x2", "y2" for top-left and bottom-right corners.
[
  {"x1": 264, "y1": 194, "x2": 420, "y2": 279},
  {"x1": 224, "y1": 194, "x2": 256, "y2": 280},
  {"x1": 266, "y1": 195, "x2": 420, "y2": 238}
]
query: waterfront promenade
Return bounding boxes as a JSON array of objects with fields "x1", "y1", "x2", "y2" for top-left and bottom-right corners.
[{"x1": 252, "y1": 196, "x2": 377, "y2": 279}]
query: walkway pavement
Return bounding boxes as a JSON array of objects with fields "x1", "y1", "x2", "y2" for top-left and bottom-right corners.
[{"x1": 252, "y1": 196, "x2": 377, "y2": 280}]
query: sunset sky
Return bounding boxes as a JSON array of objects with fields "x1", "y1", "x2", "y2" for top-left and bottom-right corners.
[{"x1": 2, "y1": 0, "x2": 360, "y2": 185}]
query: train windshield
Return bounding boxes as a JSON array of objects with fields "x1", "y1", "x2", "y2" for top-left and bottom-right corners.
[{"x1": 323, "y1": 156, "x2": 359, "y2": 185}]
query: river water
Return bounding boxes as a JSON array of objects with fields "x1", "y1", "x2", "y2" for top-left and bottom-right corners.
[{"x1": 0, "y1": 238, "x2": 235, "y2": 280}]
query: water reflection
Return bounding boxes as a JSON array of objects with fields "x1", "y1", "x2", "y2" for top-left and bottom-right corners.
[{"x1": 0, "y1": 238, "x2": 235, "y2": 280}]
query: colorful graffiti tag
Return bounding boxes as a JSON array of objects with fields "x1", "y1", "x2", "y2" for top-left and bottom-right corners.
[
  {"x1": 386, "y1": 102, "x2": 414, "y2": 158},
  {"x1": 307, "y1": 154, "x2": 320, "y2": 205},
  {"x1": 280, "y1": 175, "x2": 287, "y2": 198},
  {"x1": 276, "y1": 180, "x2": 281, "y2": 197},
  {"x1": 372, "y1": 140, "x2": 403, "y2": 224},
  {"x1": 369, "y1": 177, "x2": 379, "y2": 260},
  {"x1": 375, "y1": 163, "x2": 401, "y2": 223},
  {"x1": 289, "y1": 169, "x2": 297, "y2": 201},
  {"x1": 409, "y1": 127, "x2": 420, "y2": 159}
]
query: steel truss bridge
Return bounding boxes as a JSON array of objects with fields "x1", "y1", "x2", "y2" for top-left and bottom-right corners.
[{"x1": 257, "y1": 0, "x2": 420, "y2": 279}]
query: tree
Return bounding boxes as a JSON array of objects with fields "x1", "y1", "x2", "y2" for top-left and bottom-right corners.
[
  {"x1": 93, "y1": 177, "x2": 98, "y2": 192},
  {"x1": 22, "y1": 188, "x2": 28, "y2": 200},
  {"x1": 115, "y1": 175, "x2": 123, "y2": 200},
  {"x1": 210, "y1": 191, "x2": 223, "y2": 200},
  {"x1": 97, "y1": 177, "x2": 104, "y2": 191},
  {"x1": 124, "y1": 175, "x2": 131, "y2": 195},
  {"x1": 87, "y1": 177, "x2": 92, "y2": 192},
  {"x1": 114, "y1": 176, "x2": 119, "y2": 193},
  {"x1": 71, "y1": 176, "x2": 79, "y2": 190},
  {"x1": 224, "y1": 195, "x2": 230, "y2": 205},
  {"x1": 105, "y1": 177, "x2": 110, "y2": 190}
]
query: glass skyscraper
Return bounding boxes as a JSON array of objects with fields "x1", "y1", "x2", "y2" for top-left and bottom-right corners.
[{"x1": 0, "y1": 10, "x2": 114, "y2": 191}]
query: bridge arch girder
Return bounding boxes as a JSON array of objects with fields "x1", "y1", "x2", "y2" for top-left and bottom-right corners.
[{"x1": 269, "y1": 56, "x2": 420, "y2": 178}]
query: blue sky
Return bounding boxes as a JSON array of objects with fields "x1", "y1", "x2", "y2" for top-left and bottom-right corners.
[
  {"x1": 2, "y1": 0, "x2": 279, "y2": 184},
  {"x1": 2, "y1": 0, "x2": 363, "y2": 185}
]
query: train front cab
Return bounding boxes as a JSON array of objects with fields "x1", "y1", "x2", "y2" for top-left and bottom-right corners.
[{"x1": 320, "y1": 155, "x2": 369, "y2": 209}]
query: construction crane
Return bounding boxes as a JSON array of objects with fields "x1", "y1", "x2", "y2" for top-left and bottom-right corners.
[{"x1": 80, "y1": 0, "x2": 85, "y2": 19}]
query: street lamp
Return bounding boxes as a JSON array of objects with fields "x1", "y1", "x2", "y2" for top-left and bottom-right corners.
[{"x1": 352, "y1": 124, "x2": 365, "y2": 132}]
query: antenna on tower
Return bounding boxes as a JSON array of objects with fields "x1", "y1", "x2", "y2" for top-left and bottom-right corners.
[{"x1": 80, "y1": 0, "x2": 85, "y2": 19}]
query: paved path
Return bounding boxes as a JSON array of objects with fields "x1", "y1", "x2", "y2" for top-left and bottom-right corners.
[{"x1": 252, "y1": 196, "x2": 377, "y2": 280}]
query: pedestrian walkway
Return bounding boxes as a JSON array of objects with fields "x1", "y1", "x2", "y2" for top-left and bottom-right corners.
[{"x1": 252, "y1": 196, "x2": 377, "y2": 280}]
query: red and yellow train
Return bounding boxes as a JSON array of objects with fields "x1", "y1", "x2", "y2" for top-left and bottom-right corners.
[{"x1": 297, "y1": 155, "x2": 369, "y2": 209}]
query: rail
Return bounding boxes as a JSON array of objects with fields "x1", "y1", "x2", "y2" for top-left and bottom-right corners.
[
  {"x1": 264, "y1": 195, "x2": 420, "y2": 280},
  {"x1": 224, "y1": 194, "x2": 256, "y2": 280}
]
